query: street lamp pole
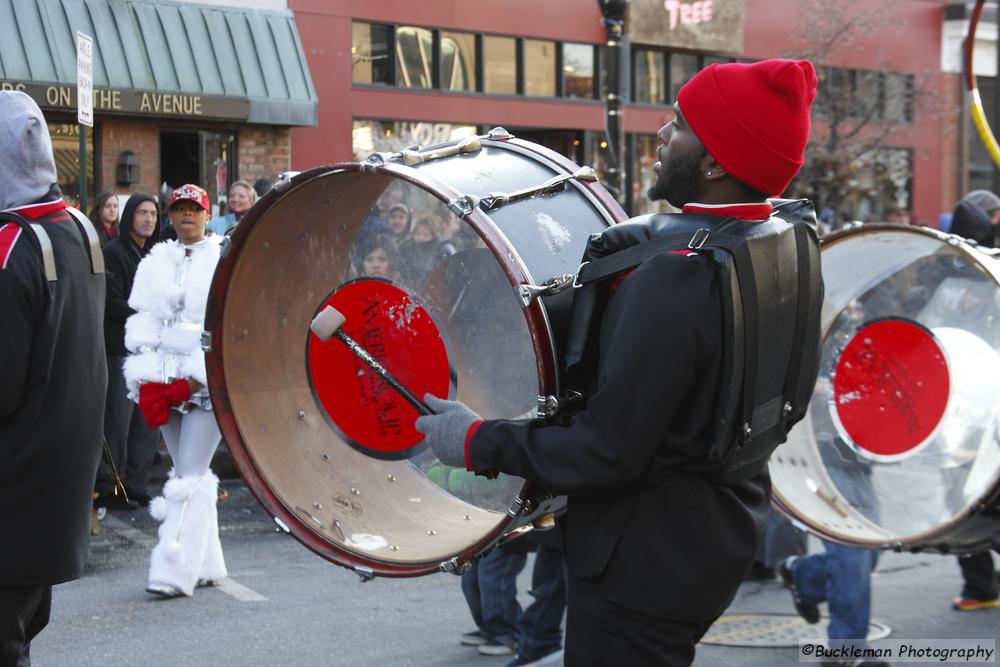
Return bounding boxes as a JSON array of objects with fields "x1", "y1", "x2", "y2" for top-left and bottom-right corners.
[{"x1": 598, "y1": 0, "x2": 629, "y2": 209}]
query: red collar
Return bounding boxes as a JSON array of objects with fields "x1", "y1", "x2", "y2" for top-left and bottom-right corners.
[
  {"x1": 682, "y1": 202, "x2": 773, "y2": 221},
  {"x1": 5, "y1": 199, "x2": 68, "y2": 221}
]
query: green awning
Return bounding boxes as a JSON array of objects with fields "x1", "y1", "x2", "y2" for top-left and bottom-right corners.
[{"x1": 0, "y1": 0, "x2": 317, "y2": 125}]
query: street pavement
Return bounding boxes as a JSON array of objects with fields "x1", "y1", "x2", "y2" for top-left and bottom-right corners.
[{"x1": 33, "y1": 478, "x2": 999, "y2": 666}]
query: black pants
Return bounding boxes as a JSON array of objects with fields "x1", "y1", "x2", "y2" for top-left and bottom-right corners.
[
  {"x1": 0, "y1": 585, "x2": 51, "y2": 667},
  {"x1": 959, "y1": 550, "x2": 997, "y2": 600},
  {"x1": 565, "y1": 573, "x2": 713, "y2": 667},
  {"x1": 97, "y1": 355, "x2": 158, "y2": 495}
]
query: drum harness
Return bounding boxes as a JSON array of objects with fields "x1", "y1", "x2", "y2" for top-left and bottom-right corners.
[{"x1": 537, "y1": 203, "x2": 823, "y2": 486}]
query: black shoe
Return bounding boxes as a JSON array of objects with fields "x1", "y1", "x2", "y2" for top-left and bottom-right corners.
[
  {"x1": 93, "y1": 492, "x2": 138, "y2": 510},
  {"x1": 778, "y1": 556, "x2": 820, "y2": 624},
  {"x1": 125, "y1": 488, "x2": 153, "y2": 507},
  {"x1": 745, "y1": 560, "x2": 776, "y2": 581}
]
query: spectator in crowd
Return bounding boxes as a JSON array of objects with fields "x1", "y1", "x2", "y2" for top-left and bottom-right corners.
[
  {"x1": 461, "y1": 530, "x2": 566, "y2": 666},
  {"x1": 386, "y1": 203, "x2": 412, "y2": 242},
  {"x1": 207, "y1": 179, "x2": 257, "y2": 236},
  {"x1": 399, "y1": 212, "x2": 455, "y2": 285},
  {"x1": 353, "y1": 233, "x2": 401, "y2": 282},
  {"x1": 948, "y1": 189, "x2": 1000, "y2": 612},
  {"x1": 253, "y1": 178, "x2": 272, "y2": 197},
  {"x1": 96, "y1": 193, "x2": 162, "y2": 511},
  {"x1": 951, "y1": 190, "x2": 1000, "y2": 248},
  {"x1": 89, "y1": 191, "x2": 119, "y2": 247},
  {"x1": 125, "y1": 184, "x2": 227, "y2": 598},
  {"x1": 0, "y1": 91, "x2": 106, "y2": 665}
]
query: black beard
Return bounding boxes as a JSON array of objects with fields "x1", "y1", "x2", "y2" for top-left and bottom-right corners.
[{"x1": 647, "y1": 147, "x2": 706, "y2": 207}]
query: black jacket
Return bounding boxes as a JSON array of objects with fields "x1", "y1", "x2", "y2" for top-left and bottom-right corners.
[
  {"x1": 0, "y1": 196, "x2": 106, "y2": 585},
  {"x1": 469, "y1": 211, "x2": 820, "y2": 623},
  {"x1": 951, "y1": 199, "x2": 999, "y2": 249},
  {"x1": 102, "y1": 194, "x2": 159, "y2": 356}
]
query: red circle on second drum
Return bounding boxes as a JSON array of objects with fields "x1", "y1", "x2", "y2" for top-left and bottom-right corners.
[
  {"x1": 307, "y1": 279, "x2": 451, "y2": 459},
  {"x1": 832, "y1": 318, "x2": 950, "y2": 460}
]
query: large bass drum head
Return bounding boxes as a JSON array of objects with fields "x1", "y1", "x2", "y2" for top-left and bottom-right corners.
[
  {"x1": 205, "y1": 137, "x2": 621, "y2": 576},
  {"x1": 773, "y1": 225, "x2": 1000, "y2": 552}
]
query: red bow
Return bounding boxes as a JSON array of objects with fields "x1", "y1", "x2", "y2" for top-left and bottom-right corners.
[{"x1": 138, "y1": 380, "x2": 191, "y2": 428}]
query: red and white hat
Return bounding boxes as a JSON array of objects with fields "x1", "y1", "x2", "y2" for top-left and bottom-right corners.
[{"x1": 168, "y1": 184, "x2": 210, "y2": 211}]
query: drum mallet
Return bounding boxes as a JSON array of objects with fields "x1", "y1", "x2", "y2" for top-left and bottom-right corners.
[{"x1": 309, "y1": 305, "x2": 435, "y2": 416}]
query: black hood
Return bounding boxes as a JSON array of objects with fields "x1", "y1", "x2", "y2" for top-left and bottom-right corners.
[
  {"x1": 951, "y1": 199, "x2": 997, "y2": 248},
  {"x1": 118, "y1": 193, "x2": 160, "y2": 250}
]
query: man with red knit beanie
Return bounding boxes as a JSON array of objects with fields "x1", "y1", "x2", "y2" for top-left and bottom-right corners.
[{"x1": 418, "y1": 59, "x2": 823, "y2": 666}]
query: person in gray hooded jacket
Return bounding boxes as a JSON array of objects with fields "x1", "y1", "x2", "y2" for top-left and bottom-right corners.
[{"x1": 0, "y1": 91, "x2": 106, "y2": 665}]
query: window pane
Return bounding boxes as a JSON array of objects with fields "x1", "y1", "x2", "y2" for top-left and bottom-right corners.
[
  {"x1": 634, "y1": 49, "x2": 665, "y2": 104},
  {"x1": 352, "y1": 22, "x2": 392, "y2": 85},
  {"x1": 563, "y1": 43, "x2": 595, "y2": 99},
  {"x1": 669, "y1": 53, "x2": 699, "y2": 102},
  {"x1": 884, "y1": 73, "x2": 913, "y2": 124},
  {"x1": 442, "y1": 31, "x2": 477, "y2": 92},
  {"x1": 852, "y1": 69, "x2": 882, "y2": 121},
  {"x1": 49, "y1": 123, "x2": 93, "y2": 206},
  {"x1": 484, "y1": 36, "x2": 517, "y2": 94},
  {"x1": 396, "y1": 26, "x2": 434, "y2": 89},
  {"x1": 524, "y1": 39, "x2": 556, "y2": 97}
]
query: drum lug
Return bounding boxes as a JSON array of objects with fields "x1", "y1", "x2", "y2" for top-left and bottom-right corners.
[
  {"x1": 360, "y1": 152, "x2": 392, "y2": 172},
  {"x1": 200, "y1": 330, "x2": 212, "y2": 353},
  {"x1": 536, "y1": 395, "x2": 560, "y2": 419},
  {"x1": 273, "y1": 517, "x2": 290, "y2": 533},
  {"x1": 354, "y1": 566, "x2": 375, "y2": 583},
  {"x1": 515, "y1": 274, "x2": 576, "y2": 307},
  {"x1": 448, "y1": 195, "x2": 481, "y2": 218},
  {"x1": 439, "y1": 556, "x2": 471, "y2": 576},
  {"x1": 508, "y1": 495, "x2": 536, "y2": 517}
]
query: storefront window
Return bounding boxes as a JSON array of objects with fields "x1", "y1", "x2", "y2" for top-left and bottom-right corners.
[
  {"x1": 49, "y1": 123, "x2": 94, "y2": 207},
  {"x1": 523, "y1": 39, "x2": 556, "y2": 97},
  {"x1": 352, "y1": 119, "x2": 478, "y2": 161},
  {"x1": 883, "y1": 72, "x2": 913, "y2": 124},
  {"x1": 396, "y1": 26, "x2": 434, "y2": 89},
  {"x1": 630, "y1": 133, "x2": 673, "y2": 216},
  {"x1": 352, "y1": 22, "x2": 392, "y2": 85},
  {"x1": 634, "y1": 49, "x2": 666, "y2": 104},
  {"x1": 562, "y1": 43, "x2": 595, "y2": 99},
  {"x1": 441, "y1": 31, "x2": 477, "y2": 92},
  {"x1": 669, "y1": 53, "x2": 699, "y2": 103},
  {"x1": 483, "y1": 36, "x2": 517, "y2": 95}
]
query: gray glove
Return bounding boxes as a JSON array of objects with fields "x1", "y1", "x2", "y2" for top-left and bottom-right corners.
[{"x1": 414, "y1": 394, "x2": 481, "y2": 467}]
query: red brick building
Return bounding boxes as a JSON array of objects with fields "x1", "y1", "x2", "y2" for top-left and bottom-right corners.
[{"x1": 289, "y1": 0, "x2": 972, "y2": 224}]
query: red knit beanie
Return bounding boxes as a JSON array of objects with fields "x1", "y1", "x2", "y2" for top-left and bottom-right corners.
[{"x1": 677, "y1": 59, "x2": 817, "y2": 196}]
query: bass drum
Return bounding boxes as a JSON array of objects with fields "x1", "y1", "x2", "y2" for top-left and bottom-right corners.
[
  {"x1": 773, "y1": 224, "x2": 1000, "y2": 553},
  {"x1": 204, "y1": 129, "x2": 626, "y2": 577}
]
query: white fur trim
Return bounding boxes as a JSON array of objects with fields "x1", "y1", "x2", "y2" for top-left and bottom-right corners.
[
  {"x1": 123, "y1": 351, "x2": 162, "y2": 395},
  {"x1": 148, "y1": 471, "x2": 226, "y2": 595},
  {"x1": 124, "y1": 311, "x2": 162, "y2": 353},
  {"x1": 149, "y1": 496, "x2": 167, "y2": 521}
]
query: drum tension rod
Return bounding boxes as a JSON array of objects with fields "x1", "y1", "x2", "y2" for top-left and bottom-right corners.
[
  {"x1": 354, "y1": 566, "x2": 375, "y2": 583},
  {"x1": 515, "y1": 273, "x2": 577, "y2": 308},
  {"x1": 479, "y1": 167, "x2": 598, "y2": 213},
  {"x1": 440, "y1": 556, "x2": 472, "y2": 576}
]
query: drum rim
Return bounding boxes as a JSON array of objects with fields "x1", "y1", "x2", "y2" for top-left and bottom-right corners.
[
  {"x1": 206, "y1": 143, "x2": 624, "y2": 575},
  {"x1": 772, "y1": 221, "x2": 1000, "y2": 552}
]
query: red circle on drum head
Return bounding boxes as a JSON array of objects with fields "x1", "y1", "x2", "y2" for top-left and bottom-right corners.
[
  {"x1": 307, "y1": 279, "x2": 451, "y2": 459},
  {"x1": 832, "y1": 318, "x2": 949, "y2": 460}
]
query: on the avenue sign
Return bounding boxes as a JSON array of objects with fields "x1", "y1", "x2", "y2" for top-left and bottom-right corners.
[
  {"x1": 628, "y1": 0, "x2": 744, "y2": 53},
  {"x1": 0, "y1": 80, "x2": 250, "y2": 121}
]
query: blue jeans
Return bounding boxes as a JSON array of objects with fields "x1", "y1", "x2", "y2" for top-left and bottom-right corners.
[
  {"x1": 793, "y1": 542, "x2": 874, "y2": 642},
  {"x1": 516, "y1": 542, "x2": 567, "y2": 659},
  {"x1": 461, "y1": 547, "x2": 526, "y2": 648}
]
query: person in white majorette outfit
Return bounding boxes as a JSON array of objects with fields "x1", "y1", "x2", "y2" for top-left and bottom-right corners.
[{"x1": 124, "y1": 184, "x2": 226, "y2": 597}]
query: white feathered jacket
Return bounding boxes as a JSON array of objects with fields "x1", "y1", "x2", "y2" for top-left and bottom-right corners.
[{"x1": 123, "y1": 236, "x2": 222, "y2": 408}]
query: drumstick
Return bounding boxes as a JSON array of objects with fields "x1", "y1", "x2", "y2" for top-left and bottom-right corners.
[{"x1": 309, "y1": 305, "x2": 435, "y2": 416}]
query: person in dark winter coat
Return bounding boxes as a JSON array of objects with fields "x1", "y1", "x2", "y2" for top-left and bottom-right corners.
[
  {"x1": 0, "y1": 91, "x2": 106, "y2": 666},
  {"x1": 416, "y1": 60, "x2": 822, "y2": 666},
  {"x1": 950, "y1": 190, "x2": 1000, "y2": 248},
  {"x1": 95, "y1": 193, "x2": 162, "y2": 509}
]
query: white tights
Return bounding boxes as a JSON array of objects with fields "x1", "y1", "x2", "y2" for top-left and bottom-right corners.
[{"x1": 160, "y1": 407, "x2": 220, "y2": 477}]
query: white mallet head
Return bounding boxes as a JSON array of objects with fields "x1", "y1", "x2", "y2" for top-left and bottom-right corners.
[{"x1": 309, "y1": 305, "x2": 347, "y2": 341}]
